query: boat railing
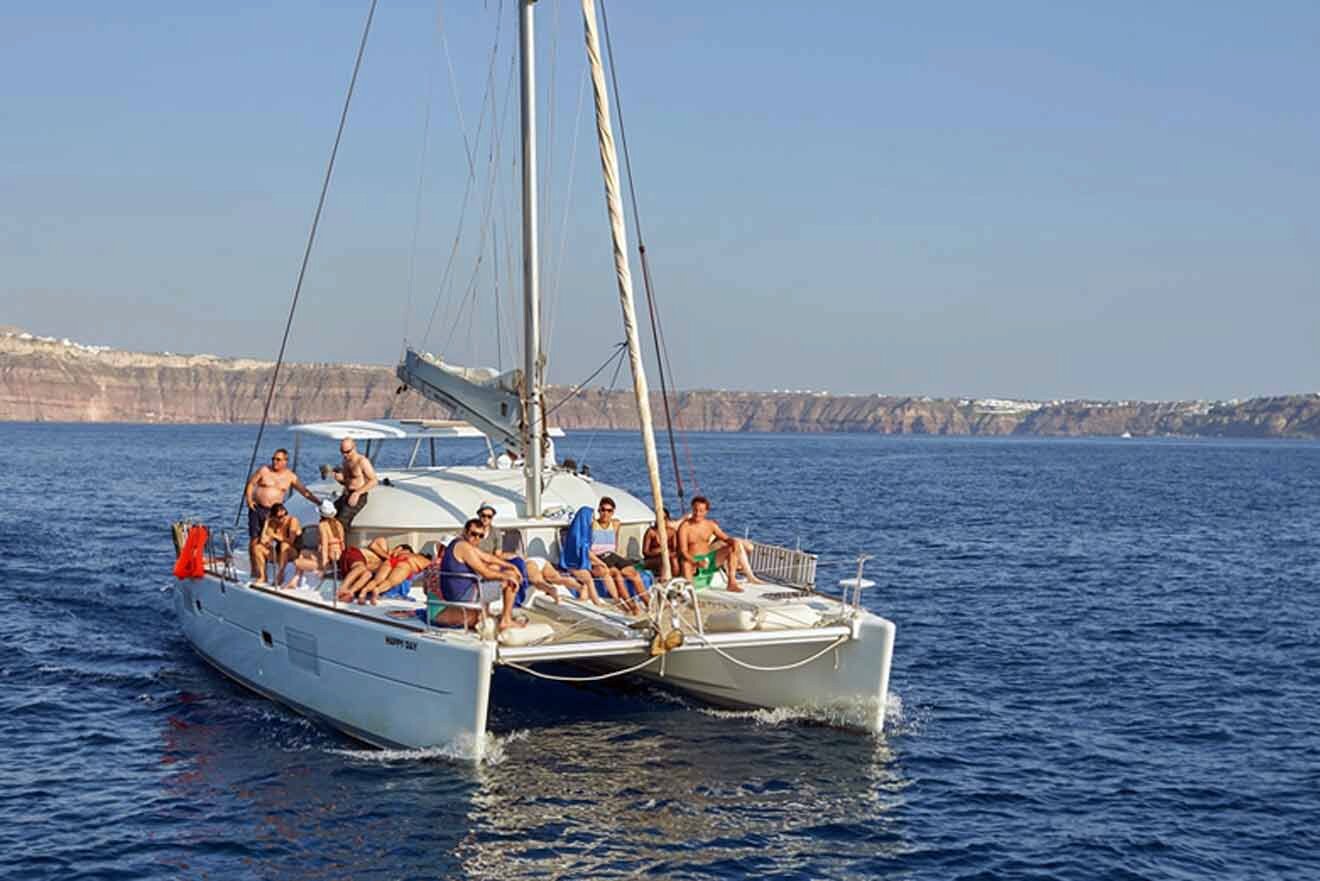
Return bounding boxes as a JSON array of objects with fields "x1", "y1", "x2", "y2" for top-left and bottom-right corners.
[
  {"x1": 417, "y1": 570, "x2": 494, "y2": 636},
  {"x1": 203, "y1": 526, "x2": 239, "y2": 583},
  {"x1": 746, "y1": 540, "x2": 817, "y2": 590}
]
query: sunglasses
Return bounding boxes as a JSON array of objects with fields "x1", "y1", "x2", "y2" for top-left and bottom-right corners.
[
  {"x1": 465, "y1": 530, "x2": 484, "y2": 539},
  {"x1": 599, "y1": 506, "x2": 614, "y2": 513},
  {"x1": 479, "y1": 512, "x2": 494, "y2": 519}
]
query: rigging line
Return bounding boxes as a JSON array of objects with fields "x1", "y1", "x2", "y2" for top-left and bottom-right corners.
[
  {"x1": 539, "y1": 0, "x2": 561, "y2": 307},
  {"x1": 598, "y1": 0, "x2": 686, "y2": 505},
  {"x1": 542, "y1": 341, "x2": 628, "y2": 419},
  {"x1": 402, "y1": 0, "x2": 446, "y2": 354},
  {"x1": 492, "y1": 213, "x2": 503, "y2": 370},
  {"x1": 234, "y1": 0, "x2": 379, "y2": 528},
  {"x1": 578, "y1": 345, "x2": 628, "y2": 468},
  {"x1": 441, "y1": 37, "x2": 518, "y2": 357},
  {"x1": 542, "y1": 65, "x2": 590, "y2": 360},
  {"x1": 423, "y1": 0, "x2": 507, "y2": 347}
]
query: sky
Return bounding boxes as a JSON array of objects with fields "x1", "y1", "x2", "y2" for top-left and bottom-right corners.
[{"x1": 3, "y1": 1, "x2": 1318, "y2": 401}]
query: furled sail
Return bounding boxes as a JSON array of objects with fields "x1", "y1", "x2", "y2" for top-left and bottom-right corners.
[{"x1": 397, "y1": 348, "x2": 523, "y2": 451}]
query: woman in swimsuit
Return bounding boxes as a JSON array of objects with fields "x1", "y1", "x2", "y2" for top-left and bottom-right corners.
[
  {"x1": 336, "y1": 536, "x2": 390, "y2": 601},
  {"x1": 642, "y1": 507, "x2": 680, "y2": 576},
  {"x1": 357, "y1": 544, "x2": 431, "y2": 605},
  {"x1": 281, "y1": 501, "x2": 347, "y2": 590},
  {"x1": 317, "y1": 500, "x2": 346, "y2": 573}
]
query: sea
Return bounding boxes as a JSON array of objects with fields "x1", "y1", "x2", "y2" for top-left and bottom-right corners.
[{"x1": 1, "y1": 422, "x2": 1317, "y2": 880}]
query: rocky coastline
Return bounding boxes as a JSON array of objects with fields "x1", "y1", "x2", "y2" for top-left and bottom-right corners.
[{"x1": 2, "y1": 329, "x2": 1317, "y2": 439}]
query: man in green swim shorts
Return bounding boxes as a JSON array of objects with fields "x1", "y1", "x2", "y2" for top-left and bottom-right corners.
[{"x1": 676, "y1": 496, "x2": 763, "y2": 591}]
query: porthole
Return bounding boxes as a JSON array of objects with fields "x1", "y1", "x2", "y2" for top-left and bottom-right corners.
[
  {"x1": 261, "y1": 630, "x2": 274, "y2": 648},
  {"x1": 195, "y1": 599, "x2": 203, "y2": 613}
]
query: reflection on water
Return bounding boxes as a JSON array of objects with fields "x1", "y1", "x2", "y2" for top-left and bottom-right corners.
[
  {"x1": 152, "y1": 677, "x2": 908, "y2": 880},
  {"x1": 455, "y1": 682, "x2": 909, "y2": 879}
]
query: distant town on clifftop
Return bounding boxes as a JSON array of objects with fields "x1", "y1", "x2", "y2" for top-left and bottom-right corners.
[{"x1": 2, "y1": 328, "x2": 1317, "y2": 439}]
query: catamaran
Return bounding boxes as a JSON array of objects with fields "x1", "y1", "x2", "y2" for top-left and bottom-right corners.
[{"x1": 171, "y1": 0, "x2": 895, "y2": 761}]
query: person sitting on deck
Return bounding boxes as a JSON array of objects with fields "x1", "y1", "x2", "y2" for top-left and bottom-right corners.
[
  {"x1": 251, "y1": 503, "x2": 300, "y2": 585},
  {"x1": 438, "y1": 519, "x2": 527, "y2": 633},
  {"x1": 281, "y1": 500, "x2": 347, "y2": 590},
  {"x1": 245, "y1": 448, "x2": 320, "y2": 577},
  {"x1": 336, "y1": 536, "x2": 390, "y2": 601},
  {"x1": 642, "y1": 507, "x2": 679, "y2": 577},
  {"x1": 356, "y1": 544, "x2": 432, "y2": 605},
  {"x1": 475, "y1": 501, "x2": 516, "y2": 559},
  {"x1": 676, "y1": 496, "x2": 762, "y2": 592},
  {"x1": 472, "y1": 502, "x2": 556, "y2": 604},
  {"x1": 560, "y1": 506, "x2": 634, "y2": 612},
  {"x1": 591, "y1": 497, "x2": 650, "y2": 607}
]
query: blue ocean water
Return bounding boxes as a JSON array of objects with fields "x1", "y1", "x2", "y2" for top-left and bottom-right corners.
[{"x1": 1, "y1": 422, "x2": 1318, "y2": 880}]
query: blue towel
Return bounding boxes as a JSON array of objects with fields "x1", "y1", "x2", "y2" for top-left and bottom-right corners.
[
  {"x1": 507, "y1": 556, "x2": 530, "y2": 608},
  {"x1": 559, "y1": 506, "x2": 595, "y2": 571},
  {"x1": 380, "y1": 578, "x2": 412, "y2": 600}
]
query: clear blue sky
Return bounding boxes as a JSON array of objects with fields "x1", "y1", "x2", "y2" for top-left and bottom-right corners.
[{"x1": 4, "y1": 1, "x2": 1318, "y2": 401}]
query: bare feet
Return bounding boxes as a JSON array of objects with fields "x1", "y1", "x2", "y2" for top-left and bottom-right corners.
[
  {"x1": 727, "y1": 583, "x2": 745, "y2": 593},
  {"x1": 497, "y1": 616, "x2": 529, "y2": 633}
]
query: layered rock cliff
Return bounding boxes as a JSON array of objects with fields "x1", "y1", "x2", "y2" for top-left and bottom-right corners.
[{"x1": 2, "y1": 331, "x2": 1317, "y2": 438}]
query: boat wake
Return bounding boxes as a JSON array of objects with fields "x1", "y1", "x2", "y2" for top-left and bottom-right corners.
[
  {"x1": 696, "y1": 691, "x2": 908, "y2": 734},
  {"x1": 327, "y1": 729, "x2": 531, "y2": 765}
]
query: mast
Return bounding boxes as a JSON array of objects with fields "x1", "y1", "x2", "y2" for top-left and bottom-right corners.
[
  {"x1": 580, "y1": 0, "x2": 671, "y2": 580},
  {"x1": 520, "y1": 0, "x2": 544, "y2": 518}
]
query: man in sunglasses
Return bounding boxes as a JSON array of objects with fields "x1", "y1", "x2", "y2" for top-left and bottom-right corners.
[
  {"x1": 245, "y1": 447, "x2": 321, "y2": 546},
  {"x1": 439, "y1": 519, "x2": 527, "y2": 633},
  {"x1": 331, "y1": 437, "x2": 378, "y2": 527}
]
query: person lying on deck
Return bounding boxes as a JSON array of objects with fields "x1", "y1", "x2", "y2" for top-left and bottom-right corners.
[
  {"x1": 438, "y1": 519, "x2": 527, "y2": 633},
  {"x1": 356, "y1": 544, "x2": 432, "y2": 605},
  {"x1": 676, "y1": 496, "x2": 763, "y2": 592},
  {"x1": 523, "y1": 559, "x2": 585, "y2": 605},
  {"x1": 591, "y1": 497, "x2": 650, "y2": 608},
  {"x1": 251, "y1": 504, "x2": 300, "y2": 585},
  {"x1": 336, "y1": 536, "x2": 390, "y2": 601}
]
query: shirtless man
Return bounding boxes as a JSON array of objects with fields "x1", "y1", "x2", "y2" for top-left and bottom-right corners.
[
  {"x1": 676, "y1": 496, "x2": 762, "y2": 592},
  {"x1": 245, "y1": 448, "x2": 320, "y2": 577},
  {"x1": 332, "y1": 438, "x2": 378, "y2": 528},
  {"x1": 251, "y1": 504, "x2": 301, "y2": 585}
]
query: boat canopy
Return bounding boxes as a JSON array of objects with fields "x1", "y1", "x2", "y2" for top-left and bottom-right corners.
[{"x1": 289, "y1": 419, "x2": 564, "y2": 441}]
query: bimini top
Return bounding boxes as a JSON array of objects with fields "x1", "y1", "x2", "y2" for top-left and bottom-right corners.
[{"x1": 290, "y1": 419, "x2": 564, "y2": 441}]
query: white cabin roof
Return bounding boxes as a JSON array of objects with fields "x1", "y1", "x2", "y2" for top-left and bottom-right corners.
[
  {"x1": 296, "y1": 466, "x2": 653, "y2": 532},
  {"x1": 290, "y1": 419, "x2": 564, "y2": 441}
]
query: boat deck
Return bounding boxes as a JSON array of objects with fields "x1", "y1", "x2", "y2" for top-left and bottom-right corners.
[{"x1": 214, "y1": 560, "x2": 854, "y2": 663}]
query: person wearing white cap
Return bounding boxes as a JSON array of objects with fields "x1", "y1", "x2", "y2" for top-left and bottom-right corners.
[{"x1": 281, "y1": 499, "x2": 347, "y2": 589}]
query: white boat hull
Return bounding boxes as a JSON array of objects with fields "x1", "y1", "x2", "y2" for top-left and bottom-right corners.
[
  {"x1": 175, "y1": 576, "x2": 496, "y2": 759},
  {"x1": 599, "y1": 614, "x2": 896, "y2": 730}
]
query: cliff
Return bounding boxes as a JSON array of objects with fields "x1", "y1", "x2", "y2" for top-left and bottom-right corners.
[{"x1": 2, "y1": 331, "x2": 1318, "y2": 438}]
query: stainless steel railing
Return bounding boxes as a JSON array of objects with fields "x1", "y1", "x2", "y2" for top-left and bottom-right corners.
[{"x1": 745, "y1": 540, "x2": 817, "y2": 590}]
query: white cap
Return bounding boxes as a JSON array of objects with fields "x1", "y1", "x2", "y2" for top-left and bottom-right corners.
[
  {"x1": 477, "y1": 500, "x2": 496, "y2": 515},
  {"x1": 319, "y1": 500, "x2": 337, "y2": 518}
]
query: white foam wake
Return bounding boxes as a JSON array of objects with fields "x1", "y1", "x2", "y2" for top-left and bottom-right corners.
[{"x1": 327, "y1": 728, "x2": 531, "y2": 765}]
